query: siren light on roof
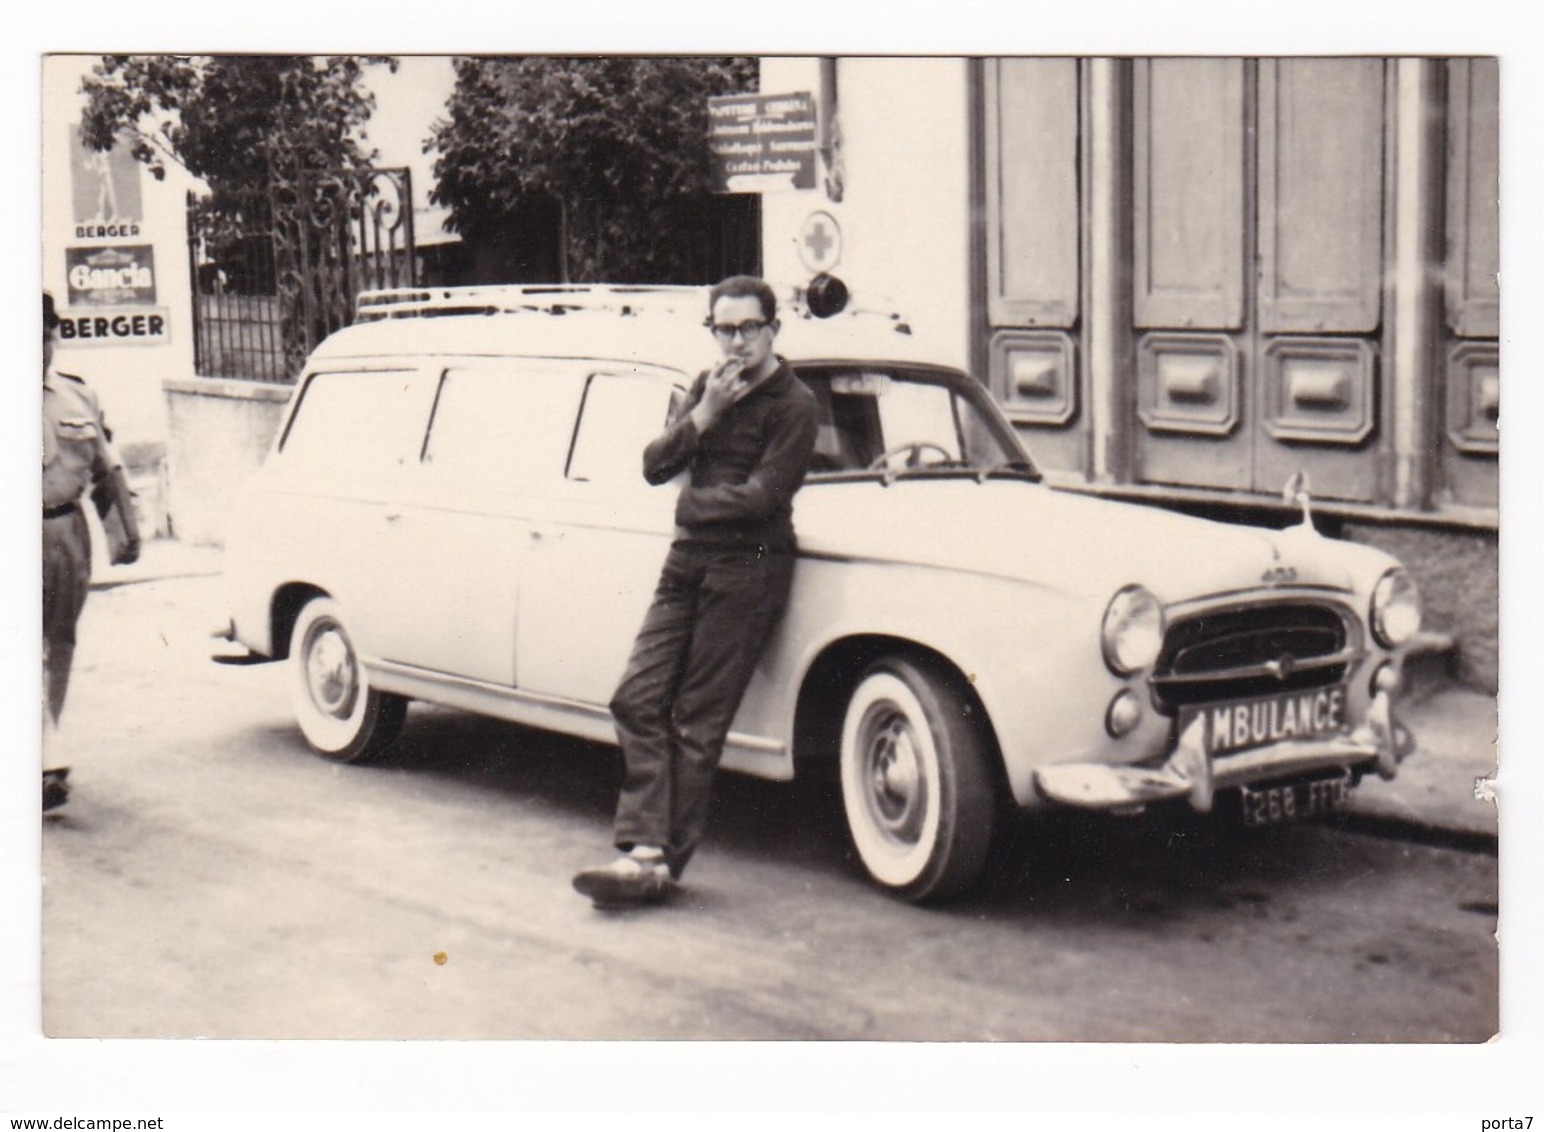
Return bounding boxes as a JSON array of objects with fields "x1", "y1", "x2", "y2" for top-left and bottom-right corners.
[{"x1": 805, "y1": 273, "x2": 850, "y2": 319}]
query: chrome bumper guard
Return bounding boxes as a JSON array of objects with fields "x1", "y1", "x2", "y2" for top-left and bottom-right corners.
[
  {"x1": 208, "y1": 620, "x2": 279, "y2": 666},
  {"x1": 1034, "y1": 688, "x2": 1412, "y2": 813}
]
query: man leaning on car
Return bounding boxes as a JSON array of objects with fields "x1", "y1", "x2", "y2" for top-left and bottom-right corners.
[{"x1": 572, "y1": 275, "x2": 820, "y2": 907}]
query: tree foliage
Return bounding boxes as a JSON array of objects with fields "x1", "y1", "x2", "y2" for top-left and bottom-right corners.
[
  {"x1": 79, "y1": 55, "x2": 396, "y2": 203},
  {"x1": 80, "y1": 56, "x2": 401, "y2": 376},
  {"x1": 429, "y1": 57, "x2": 757, "y2": 283}
]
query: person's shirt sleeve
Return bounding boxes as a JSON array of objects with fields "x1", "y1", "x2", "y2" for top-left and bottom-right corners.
[
  {"x1": 642, "y1": 373, "x2": 707, "y2": 485},
  {"x1": 77, "y1": 382, "x2": 123, "y2": 480},
  {"x1": 674, "y1": 393, "x2": 819, "y2": 526}
]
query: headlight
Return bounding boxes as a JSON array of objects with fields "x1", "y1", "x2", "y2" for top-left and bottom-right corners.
[
  {"x1": 1370, "y1": 568, "x2": 1422, "y2": 649},
  {"x1": 1102, "y1": 585, "x2": 1165, "y2": 675}
]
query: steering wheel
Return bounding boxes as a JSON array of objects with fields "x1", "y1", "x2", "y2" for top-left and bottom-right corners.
[{"x1": 867, "y1": 442, "x2": 955, "y2": 472}]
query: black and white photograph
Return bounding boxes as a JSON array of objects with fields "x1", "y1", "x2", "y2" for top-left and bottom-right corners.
[{"x1": 7, "y1": 12, "x2": 1541, "y2": 1120}]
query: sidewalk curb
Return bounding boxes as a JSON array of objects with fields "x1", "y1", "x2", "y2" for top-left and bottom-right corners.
[
  {"x1": 88, "y1": 539, "x2": 224, "y2": 592},
  {"x1": 90, "y1": 568, "x2": 223, "y2": 593},
  {"x1": 1336, "y1": 811, "x2": 1498, "y2": 856}
]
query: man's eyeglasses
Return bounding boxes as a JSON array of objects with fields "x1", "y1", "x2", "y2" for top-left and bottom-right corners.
[{"x1": 707, "y1": 319, "x2": 770, "y2": 341}]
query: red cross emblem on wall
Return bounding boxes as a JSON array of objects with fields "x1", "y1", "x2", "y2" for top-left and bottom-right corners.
[{"x1": 798, "y1": 210, "x2": 842, "y2": 274}]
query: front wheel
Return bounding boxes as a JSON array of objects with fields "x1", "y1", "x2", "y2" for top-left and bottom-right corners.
[
  {"x1": 288, "y1": 596, "x2": 407, "y2": 763},
  {"x1": 839, "y1": 657, "x2": 997, "y2": 902}
]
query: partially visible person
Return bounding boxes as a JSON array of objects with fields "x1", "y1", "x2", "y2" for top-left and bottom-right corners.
[
  {"x1": 572, "y1": 275, "x2": 819, "y2": 907},
  {"x1": 42, "y1": 290, "x2": 140, "y2": 811}
]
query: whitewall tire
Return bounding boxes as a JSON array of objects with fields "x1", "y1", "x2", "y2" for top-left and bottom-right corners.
[
  {"x1": 288, "y1": 596, "x2": 407, "y2": 764},
  {"x1": 839, "y1": 657, "x2": 996, "y2": 902}
]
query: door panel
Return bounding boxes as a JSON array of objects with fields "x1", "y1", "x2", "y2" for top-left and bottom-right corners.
[
  {"x1": 1254, "y1": 337, "x2": 1381, "y2": 502},
  {"x1": 272, "y1": 368, "x2": 439, "y2": 657},
  {"x1": 1440, "y1": 58, "x2": 1500, "y2": 510},
  {"x1": 1134, "y1": 58, "x2": 1246, "y2": 330},
  {"x1": 985, "y1": 58, "x2": 1080, "y2": 329},
  {"x1": 984, "y1": 58, "x2": 1089, "y2": 479},
  {"x1": 1445, "y1": 58, "x2": 1500, "y2": 340},
  {"x1": 516, "y1": 371, "x2": 683, "y2": 706},
  {"x1": 1440, "y1": 342, "x2": 1499, "y2": 509},
  {"x1": 370, "y1": 363, "x2": 587, "y2": 684},
  {"x1": 1253, "y1": 59, "x2": 1388, "y2": 502},
  {"x1": 1129, "y1": 58, "x2": 1253, "y2": 493},
  {"x1": 1257, "y1": 58, "x2": 1386, "y2": 335},
  {"x1": 1133, "y1": 331, "x2": 1248, "y2": 491},
  {"x1": 1128, "y1": 58, "x2": 1389, "y2": 502}
]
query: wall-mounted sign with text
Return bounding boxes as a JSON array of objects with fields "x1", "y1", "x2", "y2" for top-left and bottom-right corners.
[
  {"x1": 66, "y1": 245, "x2": 157, "y2": 307},
  {"x1": 70, "y1": 125, "x2": 144, "y2": 238},
  {"x1": 708, "y1": 92, "x2": 817, "y2": 193},
  {"x1": 55, "y1": 307, "x2": 171, "y2": 346}
]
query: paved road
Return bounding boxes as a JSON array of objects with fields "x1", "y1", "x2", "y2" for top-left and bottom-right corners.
[{"x1": 40, "y1": 577, "x2": 1498, "y2": 1041}]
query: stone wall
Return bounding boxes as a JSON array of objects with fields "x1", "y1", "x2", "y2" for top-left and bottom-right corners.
[
  {"x1": 162, "y1": 378, "x2": 293, "y2": 547},
  {"x1": 1342, "y1": 522, "x2": 1499, "y2": 693}
]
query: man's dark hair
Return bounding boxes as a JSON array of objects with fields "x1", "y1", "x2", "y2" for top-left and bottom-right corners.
[
  {"x1": 44, "y1": 291, "x2": 60, "y2": 332},
  {"x1": 709, "y1": 275, "x2": 777, "y2": 323}
]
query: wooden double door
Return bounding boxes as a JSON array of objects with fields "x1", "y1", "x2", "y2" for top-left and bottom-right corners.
[{"x1": 982, "y1": 57, "x2": 1498, "y2": 512}]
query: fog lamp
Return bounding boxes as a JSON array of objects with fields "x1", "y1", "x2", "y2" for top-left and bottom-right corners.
[
  {"x1": 1370, "y1": 660, "x2": 1401, "y2": 697},
  {"x1": 1105, "y1": 689, "x2": 1144, "y2": 738}
]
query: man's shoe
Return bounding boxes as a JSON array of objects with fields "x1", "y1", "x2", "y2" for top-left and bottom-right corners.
[
  {"x1": 572, "y1": 854, "x2": 673, "y2": 907},
  {"x1": 42, "y1": 767, "x2": 71, "y2": 813}
]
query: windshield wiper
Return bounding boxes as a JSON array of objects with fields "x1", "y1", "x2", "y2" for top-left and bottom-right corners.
[
  {"x1": 978, "y1": 459, "x2": 1042, "y2": 484},
  {"x1": 880, "y1": 461, "x2": 1047, "y2": 487}
]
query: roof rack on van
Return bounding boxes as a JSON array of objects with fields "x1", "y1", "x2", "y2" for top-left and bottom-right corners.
[
  {"x1": 355, "y1": 284, "x2": 706, "y2": 323},
  {"x1": 355, "y1": 281, "x2": 914, "y2": 335}
]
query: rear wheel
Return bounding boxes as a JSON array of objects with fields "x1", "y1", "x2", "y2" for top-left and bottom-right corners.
[
  {"x1": 288, "y1": 596, "x2": 406, "y2": 763},
  {"x1": 839, "y1": 657, "x2": 996, "y2": 902}
]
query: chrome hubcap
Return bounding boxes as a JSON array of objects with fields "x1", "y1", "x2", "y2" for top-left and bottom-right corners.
[
  {"x1": 863, "y1": 708, "x2": 926, "y2": 845},
  {"x1": 304, "y1": 622, "x2": 358, "y2": 719}
]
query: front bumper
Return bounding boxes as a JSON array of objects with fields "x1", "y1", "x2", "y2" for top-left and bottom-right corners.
[{"x1": 1034, "y1": 687, "x2": 1413, "y2": 813}]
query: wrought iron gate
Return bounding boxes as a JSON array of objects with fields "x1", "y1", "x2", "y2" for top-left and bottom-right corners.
[{"x1": 187, "y1": 166, "x2": 416, "y2": 383}]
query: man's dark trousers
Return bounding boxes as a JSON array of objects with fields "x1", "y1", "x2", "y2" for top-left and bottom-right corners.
[{"x1": 610, "y1": 538, "x2": 796, "y2": 879}]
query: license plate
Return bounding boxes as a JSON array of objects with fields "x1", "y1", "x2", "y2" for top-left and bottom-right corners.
[
  {"x1": 1186, "y1": 683, "x2": 1350, "y2": 757},
  {"x1": 1239, "y1": 773, "x2": 1354, "y2": 828}
]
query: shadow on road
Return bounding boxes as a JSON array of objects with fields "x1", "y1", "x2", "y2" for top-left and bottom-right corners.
[{"x1": 248, "y1": 701, "x2": 1478, "y2": 932}]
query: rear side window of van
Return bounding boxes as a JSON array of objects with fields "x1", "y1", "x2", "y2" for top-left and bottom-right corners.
[
  {"x1": 423, "y1": 364, "x2": 586, "y2": 488},
  {"x1": 279, "y1": 369, "x2": 437, "y2": 477},
  {"x1": 567, "y1": 372, "x2": 681, "y2": 486}
]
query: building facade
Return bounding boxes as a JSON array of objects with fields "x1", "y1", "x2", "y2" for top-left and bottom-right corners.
[{"x1": 759, "y1": 56, "x2": 1500, "y2": 689}]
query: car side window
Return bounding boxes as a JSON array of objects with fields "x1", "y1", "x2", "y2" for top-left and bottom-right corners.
[
  {"x1": 423, "y1": 365, "x2": 585, "y2": 487},
  {"x1": 567, "y1": 373, "x2": 681, "y2": 486},
  {"x1": 279, "y1": 369, "x2": 434, "y2": 477}
]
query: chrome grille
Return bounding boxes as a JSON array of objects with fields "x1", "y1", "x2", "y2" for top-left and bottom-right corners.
[{"x1": 1150, "y1": 603, "x2": 1355, "y2": 711}]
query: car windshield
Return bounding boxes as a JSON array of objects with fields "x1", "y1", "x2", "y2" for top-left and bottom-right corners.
[{"x1": 794, "y1": 364, "x2": 1038, "y2": 481}]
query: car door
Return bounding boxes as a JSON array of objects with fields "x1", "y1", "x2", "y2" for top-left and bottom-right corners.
[
  {"x1": 367, "y1": 360, "x2": 589, "y2": 685},
  {"x1": 514, "y1": 368, "x2": 685, "y2": 706},
  {"x1": 262, "y1": 367, "x2": 440, "y2": 662}
]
